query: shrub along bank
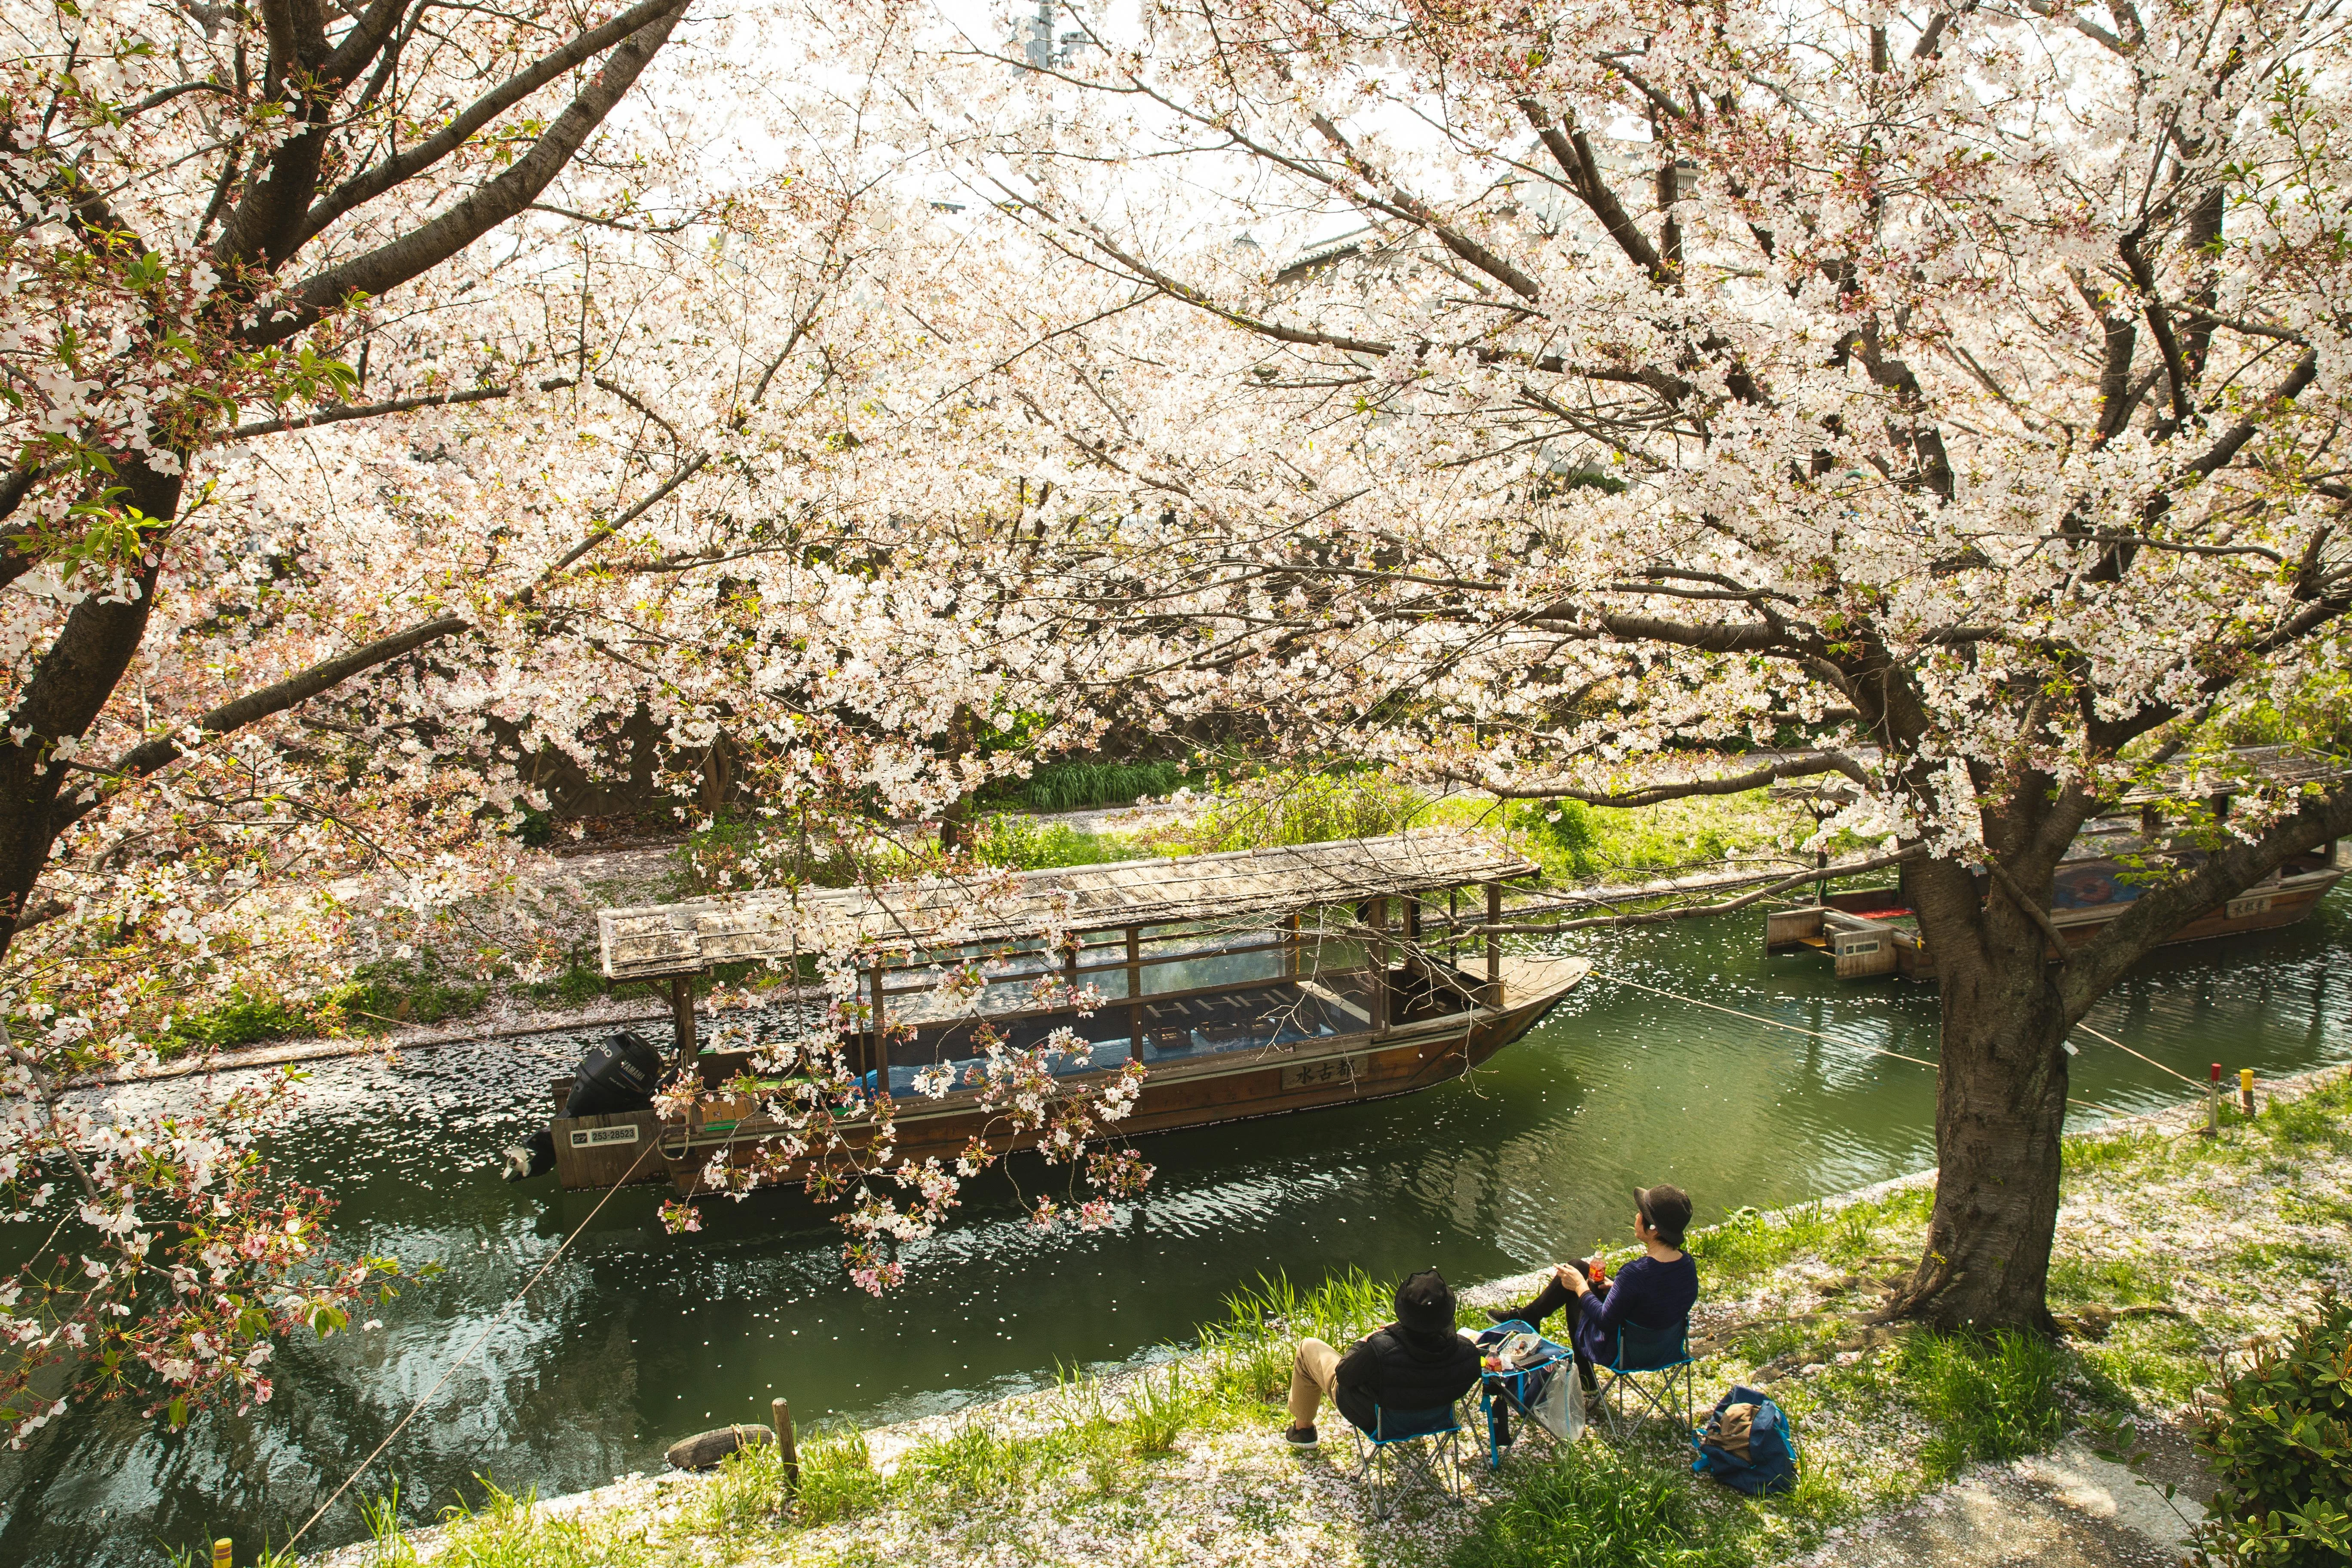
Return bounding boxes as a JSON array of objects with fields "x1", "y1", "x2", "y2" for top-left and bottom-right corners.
[{"x1": 302, "y1": 1069, "x2": 2352, "y2": 1568}]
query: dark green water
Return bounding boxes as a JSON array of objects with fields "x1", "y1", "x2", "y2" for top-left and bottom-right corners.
[{"x1": 7, "y1": 899, "x2": 2350, "y2": 1565}]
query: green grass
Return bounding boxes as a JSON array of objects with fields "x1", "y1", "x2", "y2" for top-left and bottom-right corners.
[
  {"x1": 970, "y1": 813, "x2": 1135, "y2": 870},
  {"x1": 683, "y1": 1439, "x2": 793, "y2": 1556},
  {"x1": 881, "y1": 1363, "x2": 1223, "y2": 1528},
  {"x1": 1195, "y1": 1268, "x2": 1397, "y2": 1409},
  {"x1": 2260, "y1": 1077, "x2": 2352, "y2": 1154},
  {"x1": 977, "y1": 759, "x2": 1198, "y2": 812},
  {"x1": 1464, "y1": 790, "x2": 1806, "y2": 887},
  {"x1": 1121, "y1": 1364, "x2": 1191, "y2": 1453},
  {"x1": 521, "y1": 961, "x2": 609, "y2": 1009},
  {"x1": 792, "y1": 1425, "x2": 890, "y2": 1525},
  {"x1": 157, "y1": 957, "x2": 491, "y2": 1057},
  {"x1": 1896, "y1": 1329, "x2": 2072, "y2": 1480},
  {"x1": 1686, "y1": 1189, "x2": 1930, "y2": 1288},
  {"x1": 2061, "y1": 1124, "x2": 2169, "y2": 1174},
  {"x1": 2047, "y1": 1253, "x2": 2171, "y2": 1311},
  {"x1": 355, "y1": 1477, "x2": 655, "y2": 1568},
  {"x1": 895, "y1": 1419, "x2": 1042, "y2": 1509},
  {"x1": 1451, "y1": 1440, "x2": 1746, "y2": 1568},
  {"x1": 1729, "y1": 1316, "x2": 1846, "y2": 1369},
  {"x1": 1141, "y1": 770, "x2": 1431, "y2": 854},
  {"x1": 2075, "y1": 1314, "x2": 2212, "y2": 1409}
]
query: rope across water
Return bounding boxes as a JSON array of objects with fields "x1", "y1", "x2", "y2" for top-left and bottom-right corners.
[{"x1": 1587, "y1": 966, "x2": 2152, "y2": 1115}]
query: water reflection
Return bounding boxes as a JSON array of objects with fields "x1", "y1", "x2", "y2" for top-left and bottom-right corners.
[{"x1": 5, "y1": 898, "x2": 2349, "y2": 1565}]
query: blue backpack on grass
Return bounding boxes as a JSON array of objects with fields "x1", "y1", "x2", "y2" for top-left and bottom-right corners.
[{"x1": 1691, "y1": 1384, "x2": 1798, "y2": 1495}]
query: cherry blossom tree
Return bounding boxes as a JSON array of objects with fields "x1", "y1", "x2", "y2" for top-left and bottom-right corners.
[
  {"x1": 0, "y1": 0, "x2": 1189, "y2": 1436},
  {"x1": 890, "y1": 0, "x2": 2352, "y2": 1331}
]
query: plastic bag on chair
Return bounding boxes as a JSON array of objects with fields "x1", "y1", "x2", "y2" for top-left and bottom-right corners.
[{"x1": 1529, "y1": 1359, "x2": 1584, "y2": 1442}]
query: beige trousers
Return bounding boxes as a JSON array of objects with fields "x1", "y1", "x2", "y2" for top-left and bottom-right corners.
[{"x1": 1287, "y1": 1337, "x2": 1341, "y2": 1428}]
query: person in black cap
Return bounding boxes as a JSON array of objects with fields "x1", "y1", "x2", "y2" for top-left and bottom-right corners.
[
  {"x1": 1487, "y1": 1183, "x2": 1697, "y2": 1387},
  {"x1": 1283, "y1": 1267, "x2": 1481, "y2": 1449}
]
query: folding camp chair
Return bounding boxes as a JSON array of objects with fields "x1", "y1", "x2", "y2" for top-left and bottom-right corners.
[
  {"x1": 1346, "y1": 1399, "x2": 1468, "y2": 1518},
  {"x1": 1595, "y1": 1317, "x2": 1695, "y2": 1436}
]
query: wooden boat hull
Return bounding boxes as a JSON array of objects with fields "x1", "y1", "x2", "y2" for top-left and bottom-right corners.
[
  {"x1": 548, "y1": 955, "x2": 1588, "y2": 1194},
  {"x1": 1765, "y1": 863, "x2": 2345, "y2": 983}
]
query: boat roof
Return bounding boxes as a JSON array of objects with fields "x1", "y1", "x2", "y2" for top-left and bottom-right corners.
[{"x1": 598, "y1": 830, "x2": 1539, "y2": 981}]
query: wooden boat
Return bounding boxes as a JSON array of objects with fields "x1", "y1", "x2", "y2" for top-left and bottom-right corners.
[
  {"x1": 550, "y1": 831, "x2": 1587, "y2": 1192},
  {"x1": 1764, "y1": 831, "x2": 2346, "y2": 981}
]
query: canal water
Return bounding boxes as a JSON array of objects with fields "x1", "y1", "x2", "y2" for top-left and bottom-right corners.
[{"x1": 6, "y1": 900, "x2": 2350, "y2": 1565}]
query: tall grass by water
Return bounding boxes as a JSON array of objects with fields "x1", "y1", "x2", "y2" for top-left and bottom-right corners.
[{"x1": 979, "y1": 759, "x2": 1197, "y2": 812}]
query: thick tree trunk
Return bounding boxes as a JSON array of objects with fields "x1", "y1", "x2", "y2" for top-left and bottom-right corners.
[
  {"x1": 1895, "y1": 952, "x2": 2071, "y2": 1331},
  {"x1": 1883, "y1": 833, "x2": 2077, "y2": 1333},
  {"x1": 0, "y1": 460, "x2": 179, "y2": 960}
]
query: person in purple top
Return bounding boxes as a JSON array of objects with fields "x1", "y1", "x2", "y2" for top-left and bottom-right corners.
[{"x1": 1487, "y1": 1183, "x2": 1698, "y2": 1388}]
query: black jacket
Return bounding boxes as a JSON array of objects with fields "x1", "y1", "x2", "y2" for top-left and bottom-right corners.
[{"x1": 1332, "y1": 1322, "x2": 1481, "y2": 1433}]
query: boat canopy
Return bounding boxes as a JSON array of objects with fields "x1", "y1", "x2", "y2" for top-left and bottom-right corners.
[{"x1": 599, "y1": 830, "x2": 1539, "y2": 982}]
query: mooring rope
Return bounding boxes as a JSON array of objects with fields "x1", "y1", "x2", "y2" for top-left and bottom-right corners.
[
  {"x1": 1587, "y1": 967, "x2": 2123, "y2": 1113},
  {"x1": 1591, "y1": 968, "x2": 1941, "y2": 1068},
  {"x1": 2070, "y1": 1019, "x2": 2208, "y2": 1089},
  {"x1": 281, "y1": 1133, "x2": 663, "y2": 1555}
]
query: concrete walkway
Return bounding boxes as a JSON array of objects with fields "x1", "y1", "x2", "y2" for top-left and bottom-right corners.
[{"x1": 1799, "y1": 1425, "x2": 2211, "y2": 1568}]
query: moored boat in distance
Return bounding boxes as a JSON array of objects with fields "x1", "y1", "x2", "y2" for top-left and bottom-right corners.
[
  {"x1": 1765, "y1": 830, "x2": 2347, "y2": 982},
  {"x1": 550, "y1": 832, "x2": 1586, "y2": 1193}
]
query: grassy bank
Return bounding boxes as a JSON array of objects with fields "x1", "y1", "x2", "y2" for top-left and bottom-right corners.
[{"x1": 311, "y1": 1069, "x2": 2352, "y2": 1568}]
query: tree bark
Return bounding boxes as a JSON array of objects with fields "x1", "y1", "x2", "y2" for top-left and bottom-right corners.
[
  {"x1": 0, "y1": 459, "x2": 180, "y2": 948},
  {"x1": 1899, "y1": 939, "x2": 2071, "y2": 1331},
  {"x1": 1883, "y1": 778, "x2": 2352, "y2": 1331}
]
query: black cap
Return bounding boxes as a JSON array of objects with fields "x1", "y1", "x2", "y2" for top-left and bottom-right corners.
[
  {"x1": 1395, "y1": 1268, "x2": 1455, "y2": 1334},
  {"x1": 1637, "y1": 1183, "x2": 1693, "y2": 1246}
]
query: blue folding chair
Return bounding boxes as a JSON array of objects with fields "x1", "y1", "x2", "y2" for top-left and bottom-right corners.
[
  {"x1": 1596, "y1": 1317, "x2": 1694, "y2": 1436},
  {"x1": 1473, "y1": 1320, "x2": 1575, "y2": 1468},
  {"x1": 1347, "y1": 1399, "x2": 1468, "y2": 1518}
]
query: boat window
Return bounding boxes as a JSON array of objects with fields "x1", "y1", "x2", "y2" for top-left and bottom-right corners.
[
  {"x1": 880, "y1": 1011, "x2": 1133, "y2": 1094},
  {"x1": 876, "y1": 935, "x2": 1131, "y2": 1026},
  {"x1": 1136, "y1": 981, "x2": 1344, "y2": 1063},
  {"x1": 1128, "y1": 920, "x2": 1284, "y2": 995}
]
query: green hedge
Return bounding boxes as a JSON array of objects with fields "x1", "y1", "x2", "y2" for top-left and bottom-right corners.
[{"x1": 2196, "y1": 1290, "x2": 2352, "y2": 1566}]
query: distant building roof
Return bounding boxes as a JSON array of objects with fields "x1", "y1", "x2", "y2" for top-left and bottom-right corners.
[{"x1": 599, "y1": 830, "x2": 1536, "y2": 980}]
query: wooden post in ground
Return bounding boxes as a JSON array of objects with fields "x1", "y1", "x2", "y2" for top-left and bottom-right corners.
[
  {"x1": 2240, "y1": 1068, "x2": 2257, "y2": 1117},
  {"x1": 2207, "y1": 1062, "x2": 2222, "y2": 1136},
  {"x1": 1485, "y1": 881, "x2": 1503, "y2": 1005},
  {"x1": 212, "y1": 1540, "x2": 231, "y2": 1568},
  {"x1": 772, "y1": 1396, "x2": 800, "y2": 1488},
  {"x1": 669, "y1": 974, "x2": 697, "y2": 1079}
]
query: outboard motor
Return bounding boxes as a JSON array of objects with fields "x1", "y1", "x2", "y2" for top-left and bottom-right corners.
[
  {"x1": 567, "y1": 1029, "x2": 665, "y2": 1118},
  {"x1": 499, "y1": 1030, "x2": 664, "y2": 1182}
]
